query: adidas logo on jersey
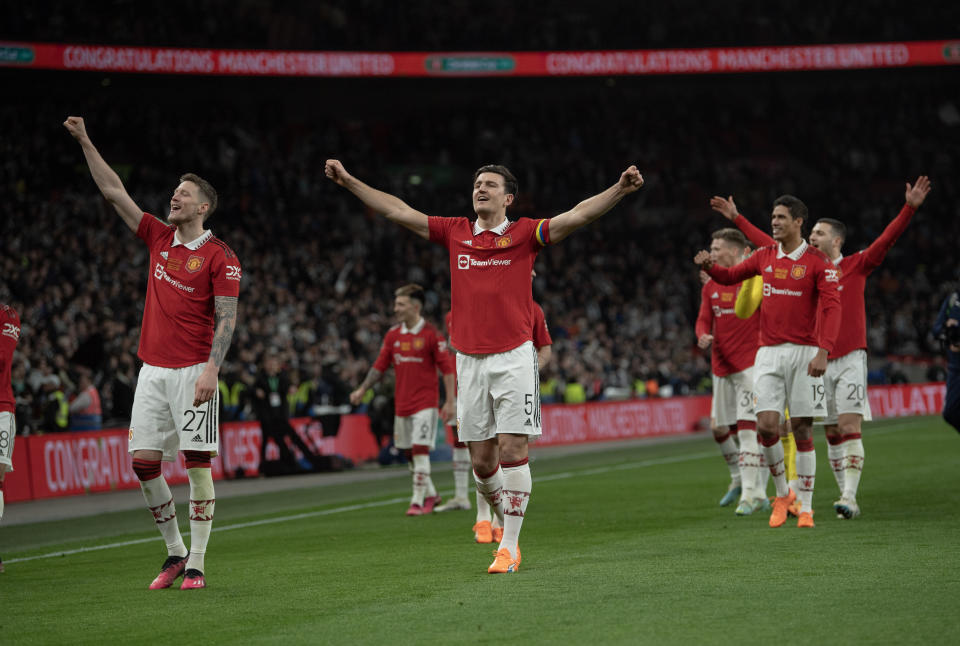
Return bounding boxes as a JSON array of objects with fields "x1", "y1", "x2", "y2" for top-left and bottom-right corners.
[
  {"x1": 161, "y1": 251, "x2": 169, "y2": 259},
  {"x1": 711, "y1": 292, "x2": 719, "y2": 298},
  {"x1": 764, "y1": 265, "x2": 773, "y2": 272},
  {"x1": 191, "y1": 433, "x2": 202, "y2": 442},
  {"x1": 524, "y1": 418, "x2": 533, "y2": 427}
]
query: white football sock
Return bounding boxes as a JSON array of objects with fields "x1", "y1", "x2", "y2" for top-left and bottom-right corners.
[
  {"x1": 795, "y1": 447, "x2": 816, "y2": 514},
  {"x1": 452, "y1": 447, "x2": 471, "y2": 500},
  {"x1": 476, "y1": 489, "x2": 492, "y2": 523},
  {"x1": 716, "y1": 432, "x2": 741, "y2": 485},
  {"x1": 186, "y1": 468, "x2": 215, "y2": 573},
  {"x1": 474, "y1": 466, "x2": 505, "y2": 525},
  {"x1": 761, "y1": 438, "x2": 789, "y2": 498},
  {"x1": 499, "y1": 461, "x2": 531, "y2": 560},
  {"x1": 757, "y1": 451, "x2": 770, "y2": 498},
  {"x1": 412, "y1": 453, "x2": 429, "y2": 505},
  {"x1": 827, "y1": 440, "x2": 846, "y2": 493},
  {"x1": 842, "y1": 438, "x2": 865, "y2": 501},
  {"x1": 140, "y1": 475, "x2": 188, "y2": 558},
  {"x1": 737, "y1": 429, "x2": 761, "y2": 501}
]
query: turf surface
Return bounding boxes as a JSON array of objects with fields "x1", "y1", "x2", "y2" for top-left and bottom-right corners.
[{"x1": 2, "y1": 416, "x2": 958, "y2": 645}]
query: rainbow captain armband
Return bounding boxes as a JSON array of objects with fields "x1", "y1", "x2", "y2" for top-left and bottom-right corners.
[
  {"x1": 535, "y1": 219, "x2": 550, "y2": 246},
  {"x1": 735, "y1": 275, "x2": 763, "y2": 319}
]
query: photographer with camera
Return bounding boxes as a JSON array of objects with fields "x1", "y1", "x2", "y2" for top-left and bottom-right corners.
[{"x1": 934, "y1": 291, "x2": 960, "y2": 432}]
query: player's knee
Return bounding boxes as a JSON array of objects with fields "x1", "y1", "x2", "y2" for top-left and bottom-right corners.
[{"x1": 131, "y1": 457, "x2": 162, "y2": 481}]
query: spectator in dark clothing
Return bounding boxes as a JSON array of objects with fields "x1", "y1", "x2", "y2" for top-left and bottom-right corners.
[{"x1": 250, "y1": 356, "x2": 323, "y2": 474}]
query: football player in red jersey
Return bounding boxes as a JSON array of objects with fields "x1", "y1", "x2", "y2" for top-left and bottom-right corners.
[
  {"x1": 713, "y1": 176, "x2": 930, "y2": 519},
  {"x1": 695, "y1": 229, "x2": 766, "y2": 515},
  {"x1": 326, "y1": 159, "x2": 642, "y2": 572},
  {"x1": 696, "y1": 195, "x2": 841, "y2": 529},
  {"x1": 65, "y1": 117, "x2": 240, "y2": 590},
  {"x1": 0, "y1": 302, "x2": 21, "y2": 573},
  {"x1": 349, "y1": 284, "x2": 455, "y2": 516}
]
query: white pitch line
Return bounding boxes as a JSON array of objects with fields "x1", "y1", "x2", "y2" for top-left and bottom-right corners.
[{"x1": 3, "y1": 421, "x2": 918, "y2": 565}]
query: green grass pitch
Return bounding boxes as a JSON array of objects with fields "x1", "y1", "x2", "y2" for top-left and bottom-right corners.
[{"x1": 2, "y1": 416, "x2": 959, "y2": 645}]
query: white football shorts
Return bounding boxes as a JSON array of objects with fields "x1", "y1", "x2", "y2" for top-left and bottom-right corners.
[
  {"x1": 129, "y1": 362, "x2": 219, "y2": 461},
  {"x1": 456, "y1": 340, "x2": 541, "y2": 443},
  {"x1": 0, "y1": 411, "x2": 15, "y2": 471},
  {"x1": 711, "y1": 367, "x2": 757, "y2": 428},
  {"x1": 822, "y1": 349, "x2": 873, "y2": 425},
  {"x1": 394, "y1": 407, "x2": 439, "y2": 450},
  {"x1": 753, "y1": 343, "x2": 826, "y2": 421}
]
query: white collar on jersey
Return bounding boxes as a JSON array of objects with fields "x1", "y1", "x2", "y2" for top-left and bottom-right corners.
[
  {"x1": 777, "y1": 239, "x2": 808, "y2": 260},
  {"x1": 473, "y1": 218, "x2": 511, "y2": 236},
  {"x1": 401, "y1": 317, "x2": 426, "y2": 335},
  {"x1": 831, "y1": 253, "x2": 844, "y2": 266},
  {"x1": 171, "y1": 229, "x2": 213, "y2": 250}
]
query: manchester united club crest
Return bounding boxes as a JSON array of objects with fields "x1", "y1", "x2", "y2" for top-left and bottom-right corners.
[
  {"x1": 185, "y1": 255, "x2": 205, "y2": 273},
  {"x1": 413, "y1": 338, "x2": 425, "y2": 349},
  {"x1": 495, "y1": 235, "x2": 512, "y2": 248},
  {"x1": 790, "y1": 264, "x2": 807, "y2": 279},
  {"x1": 400, "y1": 342, "x2": 411, "y2": 351}
]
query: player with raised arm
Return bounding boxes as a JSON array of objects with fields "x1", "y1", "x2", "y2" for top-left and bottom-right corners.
[
  {"x1": 0, "y1": 303, "x2": 21, "y2": 573},
  {"x1": 349, "y1": 284, "x2": 456, "y2": 516},
  {"x1": 713, "y1": 177, "x2": 931, "y2": 519},
  {"x1": 695, "y1": 229, "x2": 766, "y2": 515},
  {"x1": 695, "y1": 195, "x2": 840, "y2": 529},
  {"x1": 326, "y1": 159, "x2": 643, "y2": 572},
  {"x1": 809, "y1": 177, "x2": 930, "y2": 517},
  {"x1": 65, "y1": 117, "x2": 241, "y2": 589}
]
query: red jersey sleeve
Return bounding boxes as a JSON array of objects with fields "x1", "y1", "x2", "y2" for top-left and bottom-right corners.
[
  {"x1": 733, "y1": 214, "x2": 775, "y2": 248},
  {"x1": 372, "y1": 330, "x2": 395, "y2": 373},
  {"x1": 137, "y1": 213, "x2": 174, "y2": 248},
  {"x1": 532, "y1": 303, "x2": 552, "y2": 348},
  {"x1": 861, "y1": 204, "x2": 916, "y2": 270},
  {"x1": 1, "y1": 306, "x2": 20, "y2": 356},
  {"x1": 428, "y1": 216, "x2": 454, "y2": 245},
  {"x1": 210, "y1": 246, "x2": 242, "y2": 297},
  {"x1": 815, "y1": 260, "x2": 842, "y2": 352},
  {"x1": 431, "y1": 328, "x2": 456, "y2": 375},
  {"x1": 707, "y1": 251, "x2": 762, "y2": 286},
  {"x1": 695, "y1": 282, "x2": 714, "y2": 338}
]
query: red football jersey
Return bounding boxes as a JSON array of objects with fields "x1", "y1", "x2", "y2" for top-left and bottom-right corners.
[
  {"x1": 532, "y1": 302, "x2": 553, "y2": 349},
  {"x1": 137, "y1": 214, "x2": 242, "y2": 368},
  {"x1": 0, "y1": 304, "x2": 21, "y2": 414},
  {"x1": 373, "y1": 318, "x2": 455, "y2": 417},
  {"x1": 429, "y1": 216, "x2": 550, "y2": 354},
  {"x1": 696, "y1": 280, "x2": 759, "y2": 376},
  {"x1": 733, "y1": 205, "x2": 916, "y2": 358},
  {"x1": 707, "y1": 241, "x2": 841, "y2": 352},
  {"x1": 830, "y1": 204, "x2": 916, "y2": 358}
]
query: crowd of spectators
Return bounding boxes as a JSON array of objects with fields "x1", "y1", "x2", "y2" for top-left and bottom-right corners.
[
  {"x1": 2, "y1": 54, "x2": 957, "y2": 433},
  {"x1": 5, "y1": 1, "x2": 958, "y2": 51}
]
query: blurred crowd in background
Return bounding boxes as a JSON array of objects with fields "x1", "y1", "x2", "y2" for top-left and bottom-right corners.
[
  {"x1": 6, "y1": 0, "x2": 958, "y2": 51},
  {"x1": 1, "y1": 4, "x2": 957, "y2": 433}
]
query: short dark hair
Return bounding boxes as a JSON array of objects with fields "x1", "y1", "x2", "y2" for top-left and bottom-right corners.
[
  {"x1": 180, "y1": 173, "x2": 218, "y2": 221},
  {"x1": 395, "y1": 283, "x2": 425, "y2": 306},
  {"x1": 816, "y1": 217, "x2": 847, "y2": 243},
  {"x1": 711, "y1": 228, "x2": 748, "y2": 250},
  {"x1": 473, "y1": 164, "x2": 518, "y2": 197},
  {"x1": 772, "y1": 194, "x2": 808, "y2": 223}
]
